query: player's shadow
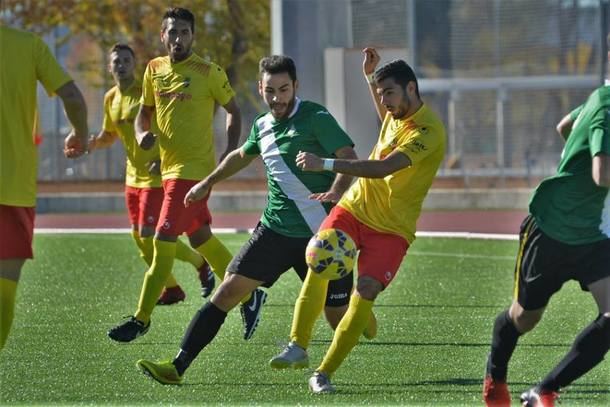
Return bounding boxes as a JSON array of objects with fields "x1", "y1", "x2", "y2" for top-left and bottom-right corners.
[{"x1": 337, "y1": 379, "x2": 610, "y2": 396}]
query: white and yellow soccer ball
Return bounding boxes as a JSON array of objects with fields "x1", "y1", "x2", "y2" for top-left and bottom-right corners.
[{"x1": 305, "y1": 228, "x2": 357, "y2": 280}]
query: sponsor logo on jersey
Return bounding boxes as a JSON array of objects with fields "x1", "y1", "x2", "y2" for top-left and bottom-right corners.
[
  {"x1": 155, "y1": 90, "x2": 192, "y2": 101},
  {"x1": 287, "y1": 125, "x2": 297, "y2": 137}
]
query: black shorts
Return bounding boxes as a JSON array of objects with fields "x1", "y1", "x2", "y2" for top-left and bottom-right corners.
[
  {"x1": 514, "y1": 215, "x2": 610, "y2": 310},
  {"x1": 227, "y1": 222, "x2": 353, "y2": 307}
]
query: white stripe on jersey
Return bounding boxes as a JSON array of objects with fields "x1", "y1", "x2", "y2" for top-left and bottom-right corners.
[{"x1": 255, "y1": 104, "x2": 328, "y2": 234}]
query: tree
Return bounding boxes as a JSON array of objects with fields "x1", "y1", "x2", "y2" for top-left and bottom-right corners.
[{"x1": 2, "y1": 0, "x2": 270, "y2": 108}]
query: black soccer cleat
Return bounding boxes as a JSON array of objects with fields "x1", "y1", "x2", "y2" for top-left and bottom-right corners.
[
  {"x1": 108, "y1": 316, "x2": 150, "y2": 342},
  {"x1": 240, "y1": 288, "x2": 267, "y2": 340},
  {"x1": 198, "y1": 263, "x2": 215, "y2": 298}
]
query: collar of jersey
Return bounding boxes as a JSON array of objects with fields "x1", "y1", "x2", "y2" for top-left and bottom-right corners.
[
  {"x1": 169, "y1": 52, "x2": 197, "y2": 67},
  {"x1": 390, "y1": 102, "x2": 426, "y2": 126},
  {"x1": 117, "y1": 79, "x2": 139, "y2": 95},
  {"x1": 272, "y1": 97, "x2": 301, "y2": 123}
]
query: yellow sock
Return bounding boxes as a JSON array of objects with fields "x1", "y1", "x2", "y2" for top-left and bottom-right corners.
[
  {"x1": 136, "y1": 233, "x2": 154, "y2": 266},
  {"x1": 193, "y1": 235, "x2": 231, "y2": 280},
  {"x1": 163, "y1": 271, "x2": 179, "y2": 288},
  {"x1": 175, "y1": 238, "x2": 204, "y2": 269},
  {"x1": 290, "y1": 269, "x2": 328, "y2": 349},
  {"x1": 134, "y1": 239, "x2": 176, "y2": 324},
  {"x1": 317, "y1": 294, "x2": 374, "y2": 376},
  {"x1": 139, "y1": 234, "x2": 179, "y2": 288},
  {"x1": 0, "y1": 278, "x2": 18, "y2": 350},
  {"x1": 194, "y1": 235, "x2": 252, "y2": 303}
]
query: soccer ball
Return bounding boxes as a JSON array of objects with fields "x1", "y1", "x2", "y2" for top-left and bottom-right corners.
[{"x1": 305, "y1": 228, "x2": 357, "y2": 280}]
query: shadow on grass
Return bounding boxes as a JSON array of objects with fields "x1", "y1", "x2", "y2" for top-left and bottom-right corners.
[
  {"x1": 308, "y1": 339, "x2": 573, "y2": 348},
  {"x1": 336, "y1": 379, "x2": 610, "y2": 396},
  {"x1": 264, "y1": 303, "x2": 503, "y2": 309}
]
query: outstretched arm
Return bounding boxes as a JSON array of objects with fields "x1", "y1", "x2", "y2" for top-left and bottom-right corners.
[
  {"x1": 184, "y1": 147, "x2": 256, "y2": 206},
  {"x1": 362, "y1": 47, "x2": 386, "y2": 122},
  {"x1": 296, "y1": 149, "x2": 411, "y2": 179},
  {"x1": 309, "y1": 146, "x2": 358, "y2": 202}
]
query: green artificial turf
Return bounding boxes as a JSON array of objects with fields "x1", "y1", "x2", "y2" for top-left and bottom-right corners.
[{"x1": 0, "y1": 234, "x2": 607, "y2": 405}]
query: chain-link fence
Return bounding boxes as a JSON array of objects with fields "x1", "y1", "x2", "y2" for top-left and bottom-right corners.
[{"x1": 34, "y1": 0, "x2": 609, "y2": 185}]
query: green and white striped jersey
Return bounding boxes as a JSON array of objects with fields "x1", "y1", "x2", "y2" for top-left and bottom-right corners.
[{"x1": 242, "y1": 98, "x2": 354, "y2": 237}]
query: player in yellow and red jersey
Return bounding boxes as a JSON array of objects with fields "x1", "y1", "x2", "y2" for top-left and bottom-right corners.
[
  {"x1": 0, "y1": 25, "x2": 88, "y2": 350},
  {"x1": 88, "y1": 43, "x2": 215, "y2": 306},
  {"x1": 107, "y1": 7, "x2": 262, "y2": 342},
  {"x1": 269, "y1": 48, "x2": 446, "y2": 393}
]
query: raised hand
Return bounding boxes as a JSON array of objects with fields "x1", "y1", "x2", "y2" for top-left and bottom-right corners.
[{"x1": 362, "y1": 47, "x2": 381, "y2": 75}]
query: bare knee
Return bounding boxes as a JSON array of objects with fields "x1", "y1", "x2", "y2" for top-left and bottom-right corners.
[
  {"x1": 356, "y1": 277, "x2": 383, "y2": 301},
  {"x1": 211, "y1": 274, "x2": 259, "y2": 312},
  {"x1": 509, "y1": 302, "x2": 544, "y2": 333},
  {"x1": 211, "y1": 282, "x2": 242, "y2": 311},
  {"x1": 188, "y1": 225, "x2": 212, "y2": 248}
]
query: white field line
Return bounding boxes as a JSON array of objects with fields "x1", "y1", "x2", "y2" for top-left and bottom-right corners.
[{"x1": 35, "y1": 228, "x2": 518, "y2": 240}]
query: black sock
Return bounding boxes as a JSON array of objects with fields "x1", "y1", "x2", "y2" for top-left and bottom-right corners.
[
  {"x1": 172, "y1": 301, "x2": 227, "y2": 375},
  {"x1": 538, "y1": 314, "x2": 610, "y2": 392},
  {"x1": 486, "y1": 310, "x2": 522, "y2": 381}
]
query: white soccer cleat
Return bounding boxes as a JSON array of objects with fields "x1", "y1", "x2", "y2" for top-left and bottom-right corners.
[
  {"x1": 309, "y1": 371, "x2": 335, "y2": 394},
  {"x1": 269, "y1": 341, "x2": 309, "y2": 369}
]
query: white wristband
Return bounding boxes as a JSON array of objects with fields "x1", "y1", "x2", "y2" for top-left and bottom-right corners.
[
  {"x1": 365, "y1": 72, "x2": 375, "y2": 85},
  {"x1": 322, "y1": 159, "x2": 335, "y2": 171}
]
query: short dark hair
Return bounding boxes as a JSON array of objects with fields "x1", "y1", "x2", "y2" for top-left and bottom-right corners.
[
  {"x1": 374, "y1": 59, "x2": 420, "y2": 98},
  {"x1": 162, "y1": 7, "x2": 195, "y2": 33},
  {"x1": 108, "y1": 43, "x2": 135, "y2": 58},
  {"x1": 259, "y1": 55, "x2": 297, "y2": 82}
]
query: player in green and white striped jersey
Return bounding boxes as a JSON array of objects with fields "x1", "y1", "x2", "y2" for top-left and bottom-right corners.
[{"x1": 136, "y1": 55, "x2": 375, "y2": 385}]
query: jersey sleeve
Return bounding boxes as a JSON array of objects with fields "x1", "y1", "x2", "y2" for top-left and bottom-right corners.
[
  {"x1": 589, "y1": 106, "x2": 610, "y2": 157},
  {"x1": 101, "y1": 91, "x2": 116, "y2": 133},
  {"x1": 241, "y1": 122, "x2": 261, "y2": 155},
  {"x1": 311, "y1": 108, "x2": 354, "y2": 156},
  {"x1": 140, "y1": 63, "x2": 155, "y2": 107},
  {"x1": 34, "y1": 35, "x2": 72, "y2": 96},
  {"x1": 396, "y1": 125, "x2": 444, "y2": 165},
  {"x1": 209, "y1": 64, "x2": 236, "y2": 107}
]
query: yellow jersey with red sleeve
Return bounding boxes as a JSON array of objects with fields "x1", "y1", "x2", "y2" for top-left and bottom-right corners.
[
  {"x1": 102, "y1": 82, "x2": 161, "y2": 188},
  {"x1": 0, "y1": 26, "x2": 72, "y2": 207},
  {"x1": 140, "y1": 53, "x2": 235, "y2": 181},
  {"x1": 338, "y1": 104, "x2": 446, "y2": 243}
]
